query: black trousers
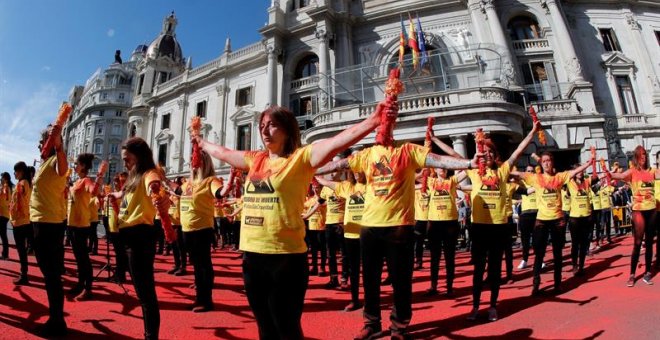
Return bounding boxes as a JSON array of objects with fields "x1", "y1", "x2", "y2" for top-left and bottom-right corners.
[
  {"x1": 427, "y1": 220, "x2": 459, "y2": 291},
  {"x1": 504, "y1": 217, "x2": 517, "y2": 279},
  {"x1": 592, "y1": 210, "x2": 602, "y2": 241},
  {"x1": 361, "y1": 226, "x2": 414, "y2": 332},
  {"x1": 153, "y1": 219, "x2": 165, "y2": 254},
  {"x1": 519, "y1": 212, "x2": 537, "y2": 262},
  {"x1": 109, "y1": 232, "x2": 128, "y2": 280},
  {"x1": 88, "y1": 221, "x2": 99, "y2": 253},
  {"x1": 325, "y1": 223, "x2": 343, "y2": 276},
  {"x1": 13, "y1": 223, "x2": 32, "y2": 277},
  {"x1": 344, "y1": 237, "x2": 361, "y2": 304},
  {"x1": 308, "y1": 230, "x2": 326, "y2": 272},
  {"x1": 120, "y1": 224, "x2": 159, "y2": 340},
  {"x1": 243, "y1": 252, "x2": 308, "y2": 340},
  {"x1": 601, "y1": 209, "x2": 612, "y2": 240},
  {"x1": 532, "y1": 219, "x2": 566, "y2": 288},
  {"x1": 217, "y1": 217, "x2": 229, "y2": 247},
  {"x1": 470, "y1": 223, "x2": 508, "y2": 309},
  {"x1": 414, "y1": 220, "x2": 428, "y2": 265},
  {"x1": 184, "y1": 228, "x2": 214, "y2": 307},
  {"x1": 33, "y1": 221, "x2": 67, "y2": 325},
  {"x1": 569, "y1": 216, "x2": 592, "y2": 271},
  {"x1": 70, "y1": 226, "x2": 93, "y2": 290},
  {"x1": 340, "y1": 232, "x2": 349, "y2": 281},
  {"x1": 172, "y1": 226, "x2": 187, "y2": 270},
  {"x1": 0, "y1": 216, "x2": 8, "y2": 258}
]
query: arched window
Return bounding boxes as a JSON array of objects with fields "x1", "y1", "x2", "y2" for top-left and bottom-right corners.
[
  {"x1": 507, "y1": 16, "x2": 541, "y2": 40},
  {"x1": 294, "y1": 55, "x2": 319, "y2": 79},
  {"x1": 129, "y1": 124, "x2": 137, "y2": 137}
]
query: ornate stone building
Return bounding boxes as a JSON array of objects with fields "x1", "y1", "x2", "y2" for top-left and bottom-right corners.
[{"x1": 114, "y1": 1, "x2": 660, "y2": 177}]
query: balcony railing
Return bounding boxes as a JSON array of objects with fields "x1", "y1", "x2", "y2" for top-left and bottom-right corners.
[
  {"x1": 291, "y1": 76, "x2": 319, "y2": 90},
  {"x1": 512, "y1": 39, "x2": 551, "y2": 54}
]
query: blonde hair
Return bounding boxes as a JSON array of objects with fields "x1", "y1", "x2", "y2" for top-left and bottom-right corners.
[{"x1": 192, "y1": 151, "x2": 215, "y2": 183}]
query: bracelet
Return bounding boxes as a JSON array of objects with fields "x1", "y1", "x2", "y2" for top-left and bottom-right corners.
[{"x1": 467, "y1": 159, "x2": 472, "y2": 170}]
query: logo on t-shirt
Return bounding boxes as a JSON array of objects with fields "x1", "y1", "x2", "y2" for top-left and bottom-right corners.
[
  {"x1": 372, "y1": 156, "x2": 393, "y2": 177},
  {"x1": 543, "y1": 188, "x2": 558, "y2": 194},
  {"x1": 480, "y1": 183, "x2": 500, "y2": 191},
  {"x1": 246, "y1": 176, "x2": 275, "y2": 194},
  {"x1": 640, "y1": 181, "x2": 653, "y2": 188},
  {"x1": 349, "y1": 192, "x2": 365, "y2": 205}
]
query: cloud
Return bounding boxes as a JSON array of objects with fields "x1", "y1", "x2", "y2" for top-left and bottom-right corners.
[
  {"x1": 41, "y1": 66, "x2": 51, "y2": 71},
  {"x1": 0, "y1": 83, "x2": 65, "y2": 172},
  {"x1": 107, "y1": 29, "x2": 115, "y2": 37}
]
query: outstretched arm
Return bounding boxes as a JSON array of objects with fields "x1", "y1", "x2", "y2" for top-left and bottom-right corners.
[
  {"x1": 316, "y1": 158, "x2": 350, "y2": 175},
  {"x1": 425, "y1": 153, "x2": 478, "y2": 170},
  {"x1": 193, "y1": 137, "x2": 248, "y2": 170},
  {"x1": 301, "y1": 202, "x2": 322, "y2": 220},
  {"x1": 506, "y1": 121, "x2": 540, "y2": 166},
  {"x1": 568, "y1": 158, "x2": 595, "y2": 180},
  {"x1": 606, "y1": 168, "x2": 631, "y2": 182},
  {"x1": 310, "y1": 99, "x2": 396, "y2": 168},
  {"x1": 431, "y1": 136, "x2": 463, "y2": 159},
  {"x1": 316, "y1": 176, "x2": 339, "y2": 191}
]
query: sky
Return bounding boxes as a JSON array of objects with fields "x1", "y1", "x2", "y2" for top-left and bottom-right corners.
[{"x1": 0, "y1": 0, "x2": 268, "y2": 174}]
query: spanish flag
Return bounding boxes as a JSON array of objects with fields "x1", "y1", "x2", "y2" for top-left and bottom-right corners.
[
  {"x1": 408, "y1": 14, "x2": 420, "y2": 70},
  {"x1": 399, "y1": 16, "x2": 408, "y2": 66}
]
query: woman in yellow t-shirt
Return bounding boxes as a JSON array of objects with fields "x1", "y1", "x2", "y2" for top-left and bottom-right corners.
[
  {"x1": 9, "y1": 164, "x2": 32, "y2": 285},
  {"x1": 166, "y1": 176, "x2": 187, "y2": 276},
  {"x1": 108, "y1": 137, "x2": 174, "y2": 339},
  {"x1": 194, "y1": 101, "x2": 396, "y2": 339},
  {"x1": 517, "y1": 165, "x2": 538, "y2": 270},
  {"x1": 31, "y1": 123, "x2": 69, "y2": 337},
  {"x1": 0, "y1": 172, "x2": 12, "y2": 260},
  {"x1": 516, "y1": 152, "x2": 593, "y2": 296},
  {"x1": 67, "y1": 153, "x2": 103, "y2": 301},
  {"x1": 317, "y1": 170, "x2": 366, "y2": 312},
  {"x1": 180, "y1": 152, "x2": 225, "y2": 312},
  {"x1": 566, "y1": 167, "x2": 598, "y2": 276},
  {"x1": 302, "y1": 180, "x2": 328, "y2": 276},
  {"x1": 605, "y1": 145, "x2": 659, "y2": 287},
  {"x1": 106, "y1": 172, "x2": 129, "y2": 282}
]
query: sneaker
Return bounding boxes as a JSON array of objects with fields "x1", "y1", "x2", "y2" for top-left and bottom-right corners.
[
  {"x1": 414, "y1": 262, "x2": 423, "y2": 270},
  {"x1": 344, "y1": 301, "x2": 363, "y2": 312},
  {"x1": 517, "y1": 260, "x2": 527, "y2": 269},
  {"x1": 167, "y1": 267, "x2": 180, "y2": 275},
  {"x1": 340, "y1": 279, "x2": 349, "y2": 290},
  {"x1": 325, "y1": 277, "x2": 339, "y2": 289},
  {"x1": 466, "y1": 308, "x2": 479, "y2": 321},
  {"x1": 354, "y1": 325, "x2": 383, "y2": 340},
  {"x1": 381, "y1": 276, "x2": 392, "y2": 286},
  {"x1": 487, "y1": 307, "x2": 498, "y2": 322},
  {"x1": 319, "y1": 270, "x2": 328, "y2": 277},
  {"x1": 642, "y1": 273, "x2": 653, "y2": 285},
  {"x1": 13, "y1": 276, "x2": 29, "y2": 286},
  {"x1": 390, "y1": 330, "x2": 411, "y2": 340},
  {"x1": 192, "y1": 304, "x2": 213, "y2": 313},
  {"x1": 36, "y1": 320, "x2": 68, "y2": 338},
  {"x1": 626, "y1": 275, "x2": 635, "y2": 287},
  {"x1": 541, "y1": 262, "x2": 546, "y2": 269},
  {"x1": 174, "y1": 269, "x2": 187, "y2": 276},
  {"x1": 67, "y1": 286, "x2": 84, "y2": 297},
  {"x1": 531, "y1": 282, "x2": 540, "y2": 296},
  {"x1": 423, "y1": 288, "x2": 438, "y2": 297}
]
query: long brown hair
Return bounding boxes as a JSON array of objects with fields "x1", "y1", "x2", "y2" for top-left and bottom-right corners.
[
  {"x1": 259, "y1": 106, "x2": 301, "y2": 157},
  {"x1": 193, "y1": 150, "x2": 215, "y2": 183},
  {"x1": 122, "y1": 137, "x2": 156, "y2": 192},
  {"x1": 632, "y1": 145, "x2": 648, "y2": 169}
]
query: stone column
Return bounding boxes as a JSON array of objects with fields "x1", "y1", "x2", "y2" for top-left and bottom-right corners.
[
  {"x1": 316, "y1": 28, "x2": 330, "y2": 110},
  {"x1": 451, "y1": 135, "x2": 468, "y2": 158},
  {"x1": 624, "y1": 13, "x2": 660, "y2": 101},
  {"x1": 543, "y1": 0, "x2": 584, "y2": 82},
  {"x1": 466, "y1": 0, "x2": 484, "y2": 43},
  {"x1": 266, "y1": 46, "x2": 280, "y2": 107},
  {"x1": 482, "y1": 0, "x2": 516, "y2": 86}
]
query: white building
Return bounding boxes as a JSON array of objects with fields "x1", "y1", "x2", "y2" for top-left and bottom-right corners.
[
  {"x1": 64, "y1": 48, "x2": 142, "y2": 179},
  {"x1": 126, "y1": 1, "x2": 660, "y2": 177}
]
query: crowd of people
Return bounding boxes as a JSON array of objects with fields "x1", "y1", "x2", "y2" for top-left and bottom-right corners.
[{"x1": 1, "y1": 98, "x2": 660, "y2": 340}]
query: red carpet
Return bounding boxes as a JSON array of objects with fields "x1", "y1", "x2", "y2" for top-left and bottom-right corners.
[{"x1": 0, "y1": 234, "x2": 658, "y2": 339}]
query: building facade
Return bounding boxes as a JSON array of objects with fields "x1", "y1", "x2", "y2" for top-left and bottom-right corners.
[
  {"x1": 63, "y1": 48, "x2": 142, "y2": 179},
  {"x1": 95, "y1": 1, "x2": 660, "y2": 178}
]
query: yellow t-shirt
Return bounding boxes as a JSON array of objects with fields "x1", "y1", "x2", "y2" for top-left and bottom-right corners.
[
  {"x1": 118, "y1": 170, "x2": 160, "y2": 229},
  {"x1": 523, "y1": 171, "x2": 570, "y2": 221},
  {"x1": 348, "y1": 143, "x2": 429, "y2": 227},
  {"x1": 305, "y1": 196, "x2": 327, "y2": 231},
  {"x1": 599, "y1": 185, "x2": 614, "y2": 209},
  {"x1": 213, "y1": 198, "x2": 224, "y2": 218},
  {"x1": 567, "y1": 178, "x2": 592, "y2": 218},
  {"x1": 427, "y1": 176, "x2": 458, "y2": 221},
  {"x1": 89, "y1": 196, "x2": 100, "y2": 223},
  {"x1": 0, "y1": 184, "x2": 10, "y2": 218},
  {"x1": 590, "y1": 189, "x2": 602, "y2": 210},
  {"x1": 107, "y1": 203, "x2": 118, "y2": 233},
  {"x1": 10, "y1": 180, "x2": 31, "y2": 226},
  {"x1": 240, "y1": 145, "x2": 314, "y2": 254},
  {"x1": 414, "y1": 188, "x2": 430, "y2": 221},
  {"x1": 320, "y1": 186, "x2": 345, "y2": 225},
  {"x1": 520, "y1": 185, "x2": 538, "y2": 212},
  {"x1": 655, "y1": 178, "x2": 660, "y2": 211},
  {"x1": 561, "y1": 188, "x2": 571, "y2": 212},
  {"x1": 466, "y1": 162, "x2": 511, "y2": 225},
  {"x1": 334, "y1": 181, "x2": 365, "y2": 239},
  {"x1": 630, "y1": 168, "x2": 656, "y2": 211},
  {"x1": 232, "y1": 198, "x2": 243, "y2": 221},
  {"x1": 180, "y1": 177, "x2": 221, "y2": 232},
  {"x1": 169, "y1": 195, "x2": 181, "y2": 226},
  {"x1": 30, "y1": 155, "x2": 68, "y2": 223},
  {"x1": 68, "y1": 180, "x2": 91, "y2": 228}
]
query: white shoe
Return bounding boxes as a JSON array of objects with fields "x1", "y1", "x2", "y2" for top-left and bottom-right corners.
[
  {"x1": 541, "y1": 262, "x2": 546, "y2": 269},
  {"x1": 517, "y1": 260, "x2": 527, "y2": 269}
]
